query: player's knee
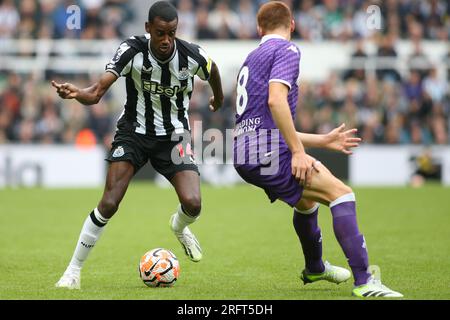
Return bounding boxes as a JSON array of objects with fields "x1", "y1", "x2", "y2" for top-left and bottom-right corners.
[
  {"x1": 294, "y1": 199, "x2": 317, "y2": 213},
  {"x1": 99, "y1": 197, "x2": 119, "y2": 218},
  {"x1": 181, "y1": 195, "x2": 202, "y2": 217}
]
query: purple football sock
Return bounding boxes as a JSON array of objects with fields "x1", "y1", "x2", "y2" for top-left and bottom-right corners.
[
  {"x1": 293, "y1": 205, "x2": 325, "y2": 273},
  {"x1": 330, "y1": 195, "x2": 371, "y2": 286}
]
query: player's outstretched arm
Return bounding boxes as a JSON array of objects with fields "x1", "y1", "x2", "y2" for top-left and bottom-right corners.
[
  {"x1": 51, "y1": 72, "x2": 118, "y2": 105},
  {"x1": 207, "y1": 61, "x2": 224, "y2": 112},
  {"x1": 296, "y1": 123, "x2": 362, "y2": 155}
]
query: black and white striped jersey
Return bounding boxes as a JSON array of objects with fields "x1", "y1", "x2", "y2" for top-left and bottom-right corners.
[{"x1": 105, "y1": 34, "x2": 212, "y2": 137}]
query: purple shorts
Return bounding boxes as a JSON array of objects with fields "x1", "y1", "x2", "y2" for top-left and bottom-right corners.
[{"x1": 234, "y1": 149, "x2": 303, "y2": 207}]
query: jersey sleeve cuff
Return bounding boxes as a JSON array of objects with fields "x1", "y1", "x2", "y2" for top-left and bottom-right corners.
[
  {"x1": 269, "y1": 79, "x2": 292, "y2": 89},
  {"x1": 106, "y1": 69, "x2": 120, "y2": 78}
]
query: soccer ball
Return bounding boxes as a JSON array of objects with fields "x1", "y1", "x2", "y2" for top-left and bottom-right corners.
[{"x1": 139, "y1": 248, "x2": 180, "y2": 287}]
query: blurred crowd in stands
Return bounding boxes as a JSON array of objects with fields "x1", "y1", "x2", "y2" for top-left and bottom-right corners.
[
  {"x1": 297, "y1": 66, "x2": 449, "y2": 145},
  {"x1": 0, "y1": 0, "x2": 133, "y2": 40},
  {"x1": 1, "y1": 0, "x2": 449, "y2": 41},
  {"x1": 175, "y1": 0, "x2": 450, "y2": 42},
  {"x1": 0, "y1": 73, "x2": 117, "y2": 146},
  {"x1": 0, "y1": 0, "x2": 449, "y2": 147}
]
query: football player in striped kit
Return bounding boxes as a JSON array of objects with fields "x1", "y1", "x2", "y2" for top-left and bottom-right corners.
[{"x1": 52, "y1": 1, "x2": 223, "y2": 289}]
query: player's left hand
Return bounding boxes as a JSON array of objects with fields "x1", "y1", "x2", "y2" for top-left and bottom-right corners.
[
  {"x1": 208, "y1": 95, "x2": 223, "y2": 112},
  {"x1": 324, "y1": 123, "x2": 362, "y2": 155}
]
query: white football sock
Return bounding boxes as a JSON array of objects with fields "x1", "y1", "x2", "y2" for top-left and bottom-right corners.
[
  {"x1": 171, "y1": 204, "x2": 199, "y2": 233},
  {"x1": 67, "y1": 208, "x2": 109, "y2": 271}
]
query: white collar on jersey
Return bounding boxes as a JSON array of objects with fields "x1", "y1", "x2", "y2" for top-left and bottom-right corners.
[
  {"x1": 260, "y1": 34, "x2": 286, "y2": 45},
  {"x1": 145, "y1": 33, "x2": 177, "y2": 64}
]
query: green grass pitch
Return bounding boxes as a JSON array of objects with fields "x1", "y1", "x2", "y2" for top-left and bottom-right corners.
[{"x1": 1, "y1": 183, "x2": 449, "y2": 300}]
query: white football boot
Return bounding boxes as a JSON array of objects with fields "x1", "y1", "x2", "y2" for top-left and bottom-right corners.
[
  {"x1": 55, "y1": 266, "x2": 81, "y2": 290},
  {"x1": 169, "y1": 214, "x2": 202, "y2": 262},
  {"x1": 352, "y1": 275, "x2": 403, "y2": 298},
  {"x1": 300, "y1": 261, "x2": 352, "y2": 284}
]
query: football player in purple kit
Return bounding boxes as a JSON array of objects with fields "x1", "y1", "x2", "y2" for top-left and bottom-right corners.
[{"x1": 233, "y1": 1, "x2": 402, "y2": 298}]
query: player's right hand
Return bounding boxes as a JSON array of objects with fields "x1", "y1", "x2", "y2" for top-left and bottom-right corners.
[
  {"x1": 208, "y1": 95, "x2": 223, "y2": 112},
  {"x1": 51, "y1": 81, "x2": 79, "y2": 99},
  {"x1": 291, "y1": 152, "x2": 320, "y2": 187}
]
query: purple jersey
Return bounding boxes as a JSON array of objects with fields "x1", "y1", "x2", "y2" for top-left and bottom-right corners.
[
  {"x1": 233, "y1": 35, "x2": 302, "y2": 207},
  {"x1": 234, "y1": 35, "x2": 300, "y2": 155}
]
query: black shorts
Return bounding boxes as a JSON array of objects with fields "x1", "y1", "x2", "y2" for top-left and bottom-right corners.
[{"x1": 106, "y1": 130, "x2": 199, "y2": 181}]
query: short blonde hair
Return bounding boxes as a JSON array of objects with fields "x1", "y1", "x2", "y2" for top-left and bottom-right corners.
[{"x1": 257, "y1": 1, "x2": 292, "y2": 33}]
